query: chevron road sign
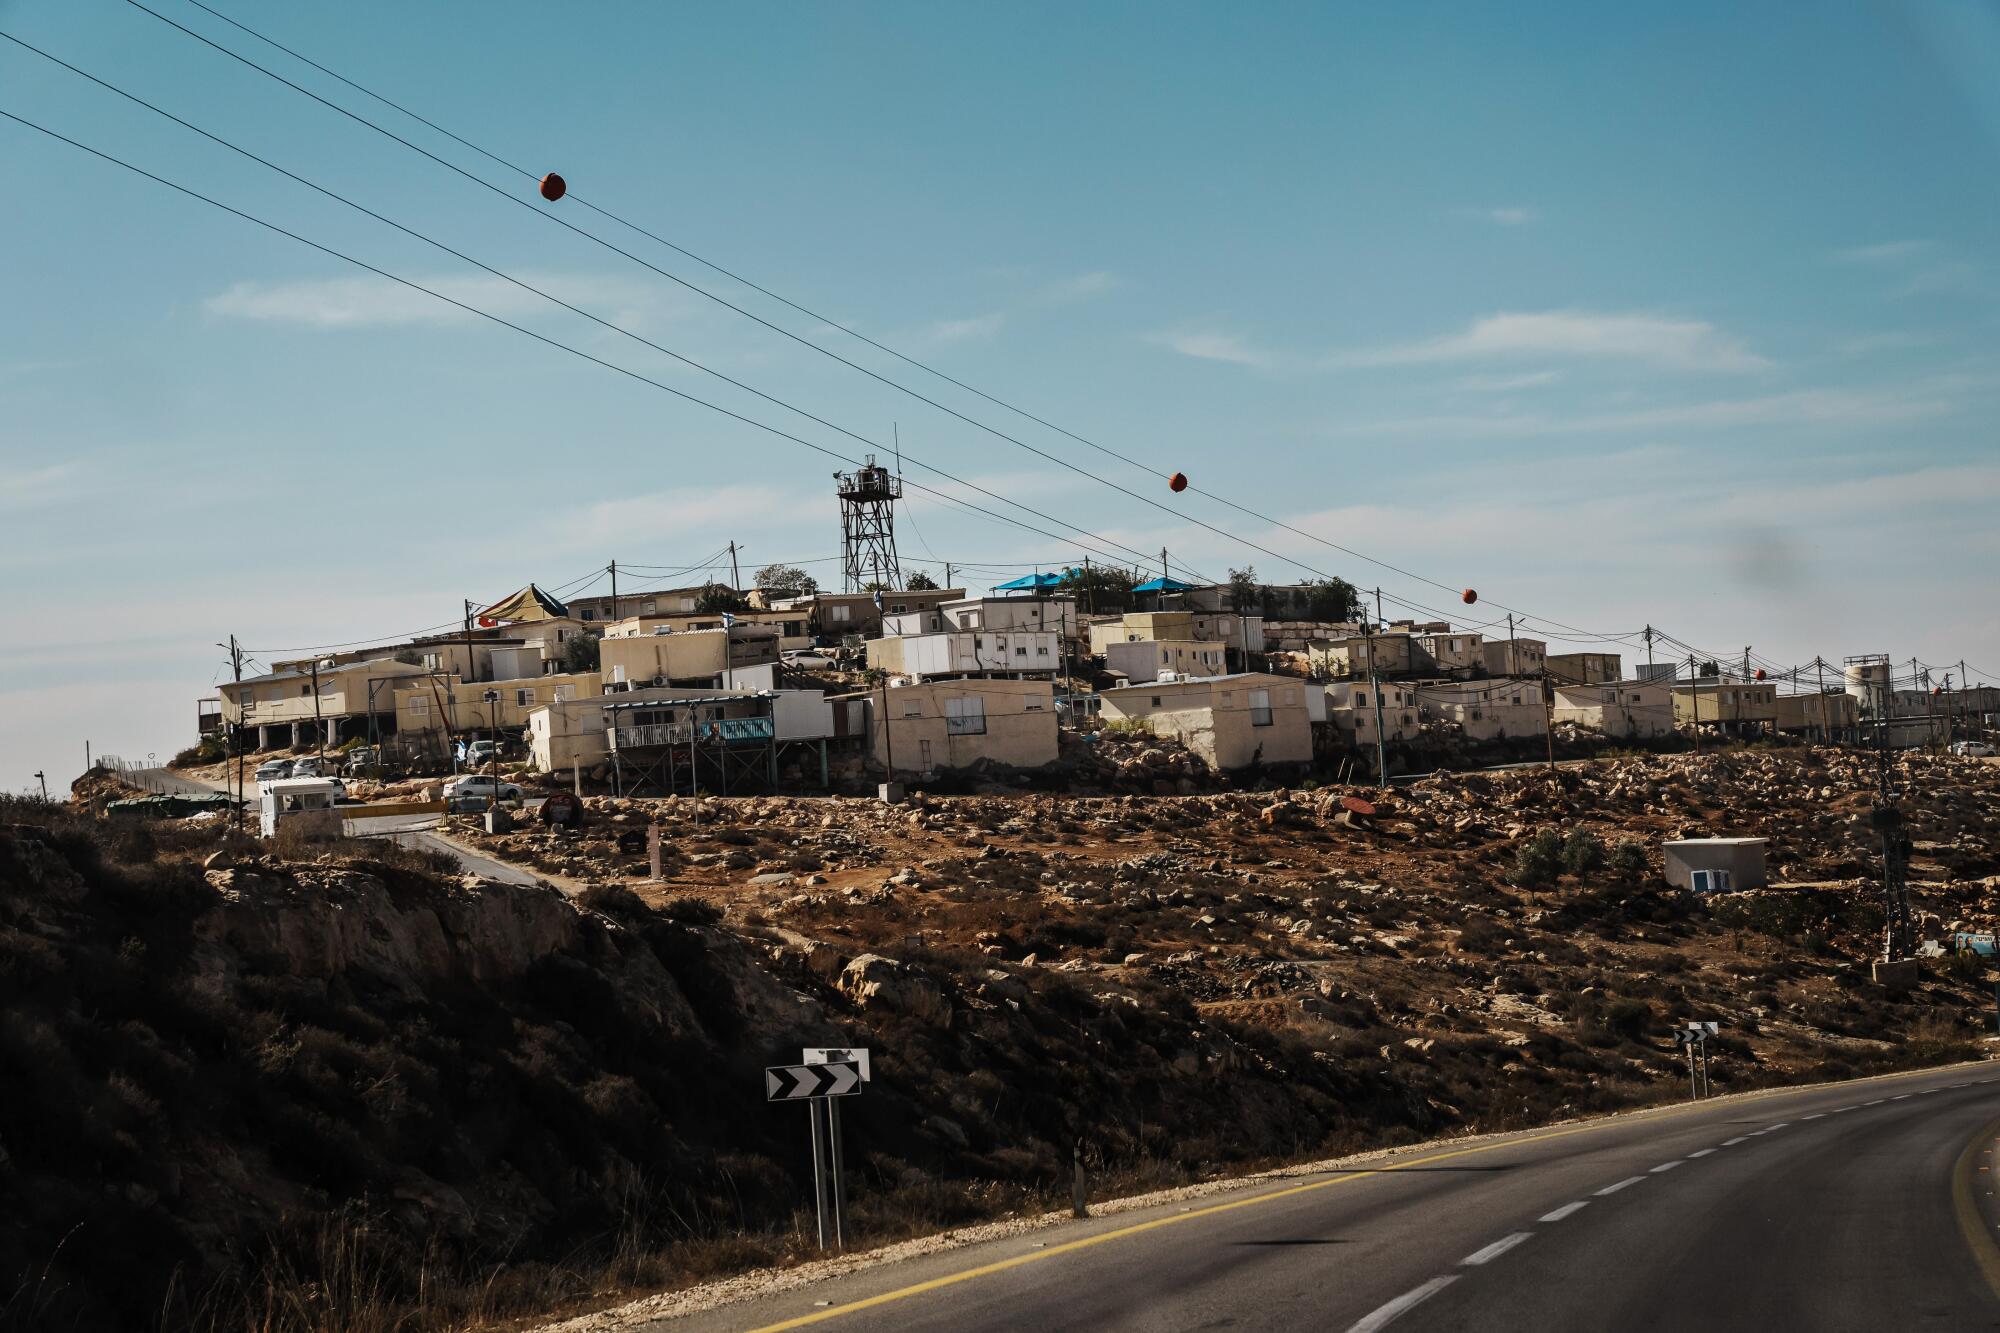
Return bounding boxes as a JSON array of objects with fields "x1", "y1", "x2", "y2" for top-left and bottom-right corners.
[{"x1": 766, "y1": 1061, "x2": 863, "y2": 1102}]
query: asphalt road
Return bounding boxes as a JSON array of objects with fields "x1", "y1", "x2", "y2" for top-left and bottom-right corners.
[{"x1": 662, "y1": 1062, "x2": 2000, "y2": 1333}]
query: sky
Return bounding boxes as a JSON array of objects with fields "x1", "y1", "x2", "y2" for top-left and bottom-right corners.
[{"x1": 3, "y1": 1, "x2": 1999, "y2": 793}]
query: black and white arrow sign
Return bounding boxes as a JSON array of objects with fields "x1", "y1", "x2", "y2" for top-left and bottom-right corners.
[{"x1": 766, "y1": 1061, "x2": 863, "y2": 1101}]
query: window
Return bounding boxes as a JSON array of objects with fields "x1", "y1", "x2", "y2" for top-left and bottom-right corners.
[
  {"x1": 1356, "y1": 691, "x2": 1369, "y2": 706},
  {"x1": 641, "y1": 601, "x2": 656, "y2": 615},
  {"x1": 408, "y1": 696, "x2": 430, "y2": 718},
  {"x1": 944, "y1": 696, "x2": 986, "y2": 734},
  {"x1": 1512, "y1": 696, "x2": 1523, "y2": 706},
  {"x1": 1037, "y1": 646, "x2": 1050, "y2": 656},
  {"x1": 1249, "y1": 689, "x2": 1273, "y2": 727},
  {"x1": 552, "y1": 684, "x2": 574, "y2": 702},
  {"x1": 1016, "y1": 646, "x2": 1028, "y2": 657},
  {"x1": 580, "y1": 608, "x2": 596, "y2": 622},
  {"x1": 974, "y1": 635, "x2": 985, "y2": 650},
  {"x1": 515, "y1": 688, "x2": 535, "y2": 706},
  {"x1": 832, "y1": 605, "x2": 851, "y2": 623},
  {"x1": 1690, "y1": 869, "x2": 1732, "y2": 894},
  {"x1": 1151, "y1": 696, "x2": 1163, "y2": 707}
]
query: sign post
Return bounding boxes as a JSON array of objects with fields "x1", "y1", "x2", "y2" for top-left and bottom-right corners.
[
  {"x1": 804, "y1": 1049, "x2": 871, "y2": 1250},
  {"x1": 768, "y1": 1058, "x2": 863, "y2": 1250},
  {"x1": 1677, "y1": 1022, "x2": 1719, "y2": 1100}
]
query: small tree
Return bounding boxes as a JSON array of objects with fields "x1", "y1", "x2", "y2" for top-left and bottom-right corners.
[
  {"x1": 753, "y1": 563, "x2": 817, "y2": 598},
  {"x1": 1510, "y1": 828, "x2": 1564, "y2": 888},
  {"x1": 1227, "y1": 566, "x2": 1260, "y2": 612},
  {"x1": 905, "y1": 570, "x2": 939, "y2": 590},
  {"x1": 695, "y1": 582, "x2": 750, "y2": 614},
  {"x1": 1561, "y1": 828, "x2": 1606, "y2": 877},
  {"x1": 560, "y1": 631, "x2": 601, "y2": 673},
  {"x1": 1059, "y1": 563, "x2": 1141, "y2": 613},
  {"x1": 1303, "y1": 577, "x2": 1361, "y2": 623},
  {"x1": 1608, "y1": 837, "x2": 1649, "y2": 882}
]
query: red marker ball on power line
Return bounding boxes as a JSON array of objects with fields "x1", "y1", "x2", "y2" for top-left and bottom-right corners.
[
  {"x1": 1168, "y1": 472, "x2": 1188, "y2": 493},
  {"x1": 1754, "y1": 668, "x2": 1767, "y2": 681},
  {"x1": 1461, "y1": 588, "x2": 1478, "y2": 605},
  {"x1": 539, "y1": 173, "x2": 567, "y2": 202}
]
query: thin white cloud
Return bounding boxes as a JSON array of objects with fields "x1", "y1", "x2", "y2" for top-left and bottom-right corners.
[
  {"x1": 1146, "y1": 330, "x2": 1269, "y2": 368},
  {"x1": 1830, "y1": 240, "x2": 1931, "y2": 265},
  {"x1": 1483, "y1": 206, "x2": 1538, "y2": 226},
  {"x1": 1035, "y1": 271, "x2": 1120, "y2": 304},
  {"x1": 203, "y1": 272, "x2": 668, "y2": 330},
  {"x1": 0, "y1": 463, "x2": 83, "y2": 511},
  {"x1": 1342, "y1": 310, "x2": 1771, "y2": 373},
  {"x1": 929, "y1": 312, "x2": 1006, "y2": 342},
  {"x1": 1890, "y1": 262, "x2": 1979, "y2": 299},
  {"x1": 1331, "y1": 386, "x2": 1953, "y2": 438},
  {"x1": 1453, "y1": 370, "x2": 1562, "y2": 392}
]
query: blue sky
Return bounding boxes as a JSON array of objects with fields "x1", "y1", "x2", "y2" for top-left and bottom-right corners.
[{"x1": 3, "y1": 1, "x2": 1999, "y2": 790}]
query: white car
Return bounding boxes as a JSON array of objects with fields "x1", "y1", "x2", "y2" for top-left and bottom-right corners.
[
  {"x1": 1950, "y1": 740, "x2": 1996, "y2": 758},
  {"x1": 782, "y1": 648, "x2": 838, "y2": 669},
  {"x1": 443, "y1": 776, "x2": 525, "y2": 812}
]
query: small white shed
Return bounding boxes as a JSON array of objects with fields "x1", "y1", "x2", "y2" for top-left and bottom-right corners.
[
  {"x1": 259, "y1": 777, "x2": 342, "y2": 838},
  {"x1": 1662, "y1": 837, "x2": 1768, "y2": 894}
]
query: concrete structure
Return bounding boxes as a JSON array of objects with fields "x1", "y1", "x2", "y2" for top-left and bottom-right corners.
[
  {"x1": 1674, "y1": 679, "x2": 1778, "y2": 735},
  {"x1": 1323, "y1": 679, "x2": 1422, "y2": 745},
  {"x1": 1482, "y1": 637, "x2": 1548, "y2": 678},
  {"x1": 565, "y1": 585, "x2": 703, "y2": 624},
  {"x1": 1546, "y1": 652, "x2": 1624, "y2": 686},
  {"x1": 866, "y1": 629, "x2": 1060, "y2": 680},
  {"x1": 1415, "y1": 631, "x2": 1484, "y2": 678},
  {"x1": 1104, "y1": 639, "x2": 1228, "y2": 684},
  {"x1": 526, "y1": 686, "x2": 833, "y2": 775},
  {"x1": 1308, "y1": 633, "x2": 1416, "y2": 680},
  {"x1": 1264, "y1": 620, "x2": 1361, "y2": 653},
  {"x1": 1774, "y1": 690, "x2": 1862, "y2": 739},
  {"x1": 1662, "y1": 837, "x2": 1768, "y2": 894},
  {"x1": 392, "y1": 672, "x2": 600, "y2": 739},
  {"x1": 602, "y1": 608, "x2": 810, "y2": 647},
  {"x1": 1089, "y1": 609, "x2": 1264, "y2": 659},
  {"x1": 220, "y1": 658, "x2": 430, "y2": 750},
  {"x1": 599, "y1": 625, "x2": 779, "y2": 689},
  {"x1": 775, "y1": 588, "x2": 965, "y2": 638},
  {"x1": 1414, "y1": 678, "x2": 1547, "y2": 742},
  {"x1": 1097, "y1": 672, "x2": 1313, "y2": 770},
  {"x1": 940, "y1": 595, "x2": 1079, "y2": 635},
  {"x1": 831, "y1": 678, "x2": 1060, "y2": 773},
  {"x1": 1550, "y1": 679, "x2": 1676, "y2": 740}
]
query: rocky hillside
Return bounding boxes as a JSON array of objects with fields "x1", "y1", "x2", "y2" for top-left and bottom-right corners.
[{"x1": 4, "y1": 747, "x2": 1993, "y2": 1330}]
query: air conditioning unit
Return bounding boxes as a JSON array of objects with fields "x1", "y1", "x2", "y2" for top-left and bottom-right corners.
[{"x1": 1157, "y1": 670, "x2": 1180, "y2": 683}]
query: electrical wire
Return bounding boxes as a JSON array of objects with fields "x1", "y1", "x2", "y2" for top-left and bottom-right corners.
[
  {"x1": 145, "y1": 0, "x2": 1650, "y2": 645},
  {"x1": 0, "y1": 30, "x2": 1213, "y2": 592}
]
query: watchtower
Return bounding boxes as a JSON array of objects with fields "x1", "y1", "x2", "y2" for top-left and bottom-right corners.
[{"x1": 834, "y1": 455, "x2": 903, "y2": 593}]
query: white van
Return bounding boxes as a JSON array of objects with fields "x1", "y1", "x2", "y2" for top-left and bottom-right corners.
[{"x1": 259, "y1": 777, "x2": 343, "y2": 838}]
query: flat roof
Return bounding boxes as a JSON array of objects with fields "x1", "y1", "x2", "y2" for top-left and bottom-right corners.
[
  {"x1": 1662, "y1": 837, "x2": 1769, "y2": 848},
  {"x1": 601, "y1": 692, "x2": 773, "y2": 710},
  {"x1": 1099, "y1": 671, "x2": 1285, "y2": 694}
]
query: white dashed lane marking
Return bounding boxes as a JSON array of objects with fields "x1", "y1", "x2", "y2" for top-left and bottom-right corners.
[
  {"x1": 1650, "y1": 1161, "x2": 1683, "y2": 1174},
  {"x1": 1595, "y1": 1176, "x2": 1647, "y2": 1196},
  {"x1": 1345, "y1": 1276, "x2": 1459, "y2": 1333},
  {"x1": 1539, "y1": 1201, "x2": 1589, "y2": 1223},
  {"x1": 1460, "y1": 1233, "x2": 1532, "y2": 1267},
  {"x1": 1722, "y1": 1137, "x2": 1749, "y2": 1146},
  {"x1": 1687, "y1": 1149, "x2": 1717, "y2": 1159}
]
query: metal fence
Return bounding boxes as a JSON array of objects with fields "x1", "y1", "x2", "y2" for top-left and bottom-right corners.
[{"x1": 93, "y1": 755, "x2": 178, "y2": 794}]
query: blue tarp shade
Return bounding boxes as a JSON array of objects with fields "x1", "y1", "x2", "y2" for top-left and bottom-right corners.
[
  {"x1": 1132, "y1": 576, "x2": 1195, "y2": 592},
  {"x1": 992, "y1": 572, "x2": 1065, "y2": 591}
]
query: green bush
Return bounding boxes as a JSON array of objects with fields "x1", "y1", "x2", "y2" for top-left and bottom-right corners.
[
  {"x1": 169, "y1": 737, "x2": 226, "y2": 769},
  {"x1": 1561, "y1": 828, "x2": 1605, "y2": 877},
  {"x1": 1509, "y1": 828, "x2": 1564, "y2": 888},
  {"x1": 1608, "y1": 838, "x2": 1649, "y2": 881}
]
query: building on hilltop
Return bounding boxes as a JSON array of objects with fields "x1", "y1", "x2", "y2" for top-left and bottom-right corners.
[{"x1": 1097, "y1": 672, "x2": 1313, "y2": 771}]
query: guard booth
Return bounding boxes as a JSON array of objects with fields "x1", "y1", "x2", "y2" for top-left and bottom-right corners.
[
  {"x1": 1662, "y1": 836, "x2": 1768, "y2": 894},
  {"x1": 259, "y1": 776, "x2": 343, "y2": 838}
]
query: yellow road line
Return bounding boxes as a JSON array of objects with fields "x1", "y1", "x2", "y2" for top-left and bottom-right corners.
[
  {"x1": 743, "y1": 1061, "x2": 1991, "y2": 1333},
  {"x1": 1950, "y1": 1112, "x2": 2000, "y2": 1302}
]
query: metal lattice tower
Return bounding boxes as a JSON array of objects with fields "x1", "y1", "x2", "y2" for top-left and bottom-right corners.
[{"x1": 834, "y1": 455, "x2": 903, "y2": 592}]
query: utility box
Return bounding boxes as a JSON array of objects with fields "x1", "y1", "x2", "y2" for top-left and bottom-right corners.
[
  {"x1": 877, "y1": 782, "x2": 907, "y2": 805},
  {"x1": 1662, "y1": 837, "x2": 1768, "y2": 894},
  {"x1": 483, "y1": 807, "x2": 514, "y2": 835}
]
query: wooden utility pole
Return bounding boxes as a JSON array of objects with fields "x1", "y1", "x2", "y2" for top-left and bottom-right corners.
[
  {"x1": 1541, "y1": 670, "x2": 1556, "y2": 769},
  {"x1": 221, "y1": 634, "x2": 245, "y2": 832},
  {"x1": 729, "y1": 541, "x2": 743, "y2": 592},
  {"x1": 309, "y1": 659, "x2": 325, "y2": 763},
  {"x1": 609, "y1": 560, "x2": 619, "y2": 622},
  {"x1": 1690, "y1": 653, "x2": 1702, "y2": 756},
  {"x1": 879, "y1": 676, "x2": 896, "y2": 779}
]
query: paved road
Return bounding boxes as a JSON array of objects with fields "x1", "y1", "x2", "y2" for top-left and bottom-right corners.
[
  {"x1": 132, "y1": 768, "x2": 549, "y2": 888},
  {"x1": 662, "y1": 1062, "x2": 2000, "y2": 1333}
]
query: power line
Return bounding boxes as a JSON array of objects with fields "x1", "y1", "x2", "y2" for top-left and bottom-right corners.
[
  {"x1": 116, "y1": 0, "x2": 1242, "y2": 582},
  {"x1": 144, "y1": 0, "x2": 1656, "y2": 646},
  {"x1": 0, "y1": 29, "x2": 1208, "y2": 589},
  {"x1": 0, "y1": 102, "x2": 1225, "y2": 603}
]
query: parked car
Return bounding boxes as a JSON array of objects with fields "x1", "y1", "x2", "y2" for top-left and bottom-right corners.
[
  {"x1": 253, "y1": 759, "x2": 294, "y2": 784},
  {"x1": 1951, "y1": 740, "x2": 1996, "y2": 758},
  {"x1": 443, "y1": 775, "x2": 524, "y2": 813},
  {"x1": 782, "y1": 648, "x2": 838, "y2": 669},
  {"x1": 342, "y1": 746, "x2": 380, "y2": 772},
  {"x1": 463, "y1": 740, "x2": 499, "y2": 768},
  {"x1": 291, "y1": 756, "x2": 328, "y2": 777}
]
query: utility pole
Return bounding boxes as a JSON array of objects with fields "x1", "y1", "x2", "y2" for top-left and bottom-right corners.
[
  {"x1": 729, "y1": 541, "x2": 743, "y2": 593},
  {"x1": 1362, "y1": 617, "x2": 1388, "y2": 786},
  {"x1": 609, "y1": 560, "x2": 619, "y2": 622},
  {"x1": 309, "y1": 659, "x2": 325, "y2": 764},
  {"x1": 1159, "y1": 548, "x2": 1169, "y2": 610},
  {"x1": 878, "y1": 676, "x2": 895, "y2": 780},
  {"x1": 33, "y1": 771, "x2": 47, "y2": 801},
  {"x1": 1644, "y1": 624, "x2": 1654, "y2": 674},
  {"x1": 219, "y1": 634, "x2": 245, "y2": 832},
  {"x1": 1815, "y1": 657, "x2": 1828, "y2": 745},
  {"x1": 1507, "y1": 613, "x2": 1518, "y2": 676},
  {"x1": 1374, "y1": 586, "x2": 1384, "y2": 624},
  {"x1": 1689, "y1": 653, "x2": 1702, "y2": 756},
  {"x1": 945, "y1": 561, "x2": 955, "y2": 593},
  {"x1": 1540, "y1": 669, "x2": 1556, "y2": 769}
]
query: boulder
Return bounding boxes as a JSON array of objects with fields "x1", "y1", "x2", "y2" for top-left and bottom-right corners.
[{"x1": 839, "y1": 953, "x2": 952, "y2": 1026}]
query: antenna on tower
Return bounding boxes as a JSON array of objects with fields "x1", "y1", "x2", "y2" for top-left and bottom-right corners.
[{"x1": 834, "y1": 454, "x2": 904, "y2": 592}]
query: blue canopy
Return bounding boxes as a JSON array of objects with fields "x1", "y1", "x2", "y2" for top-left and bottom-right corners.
[
  {"x1": 1131, "y1": 576, "x2": 1195, "y2": 592},
  {"x1": 992, "y1": 571, "x2": 1066, "y2": 591}
]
